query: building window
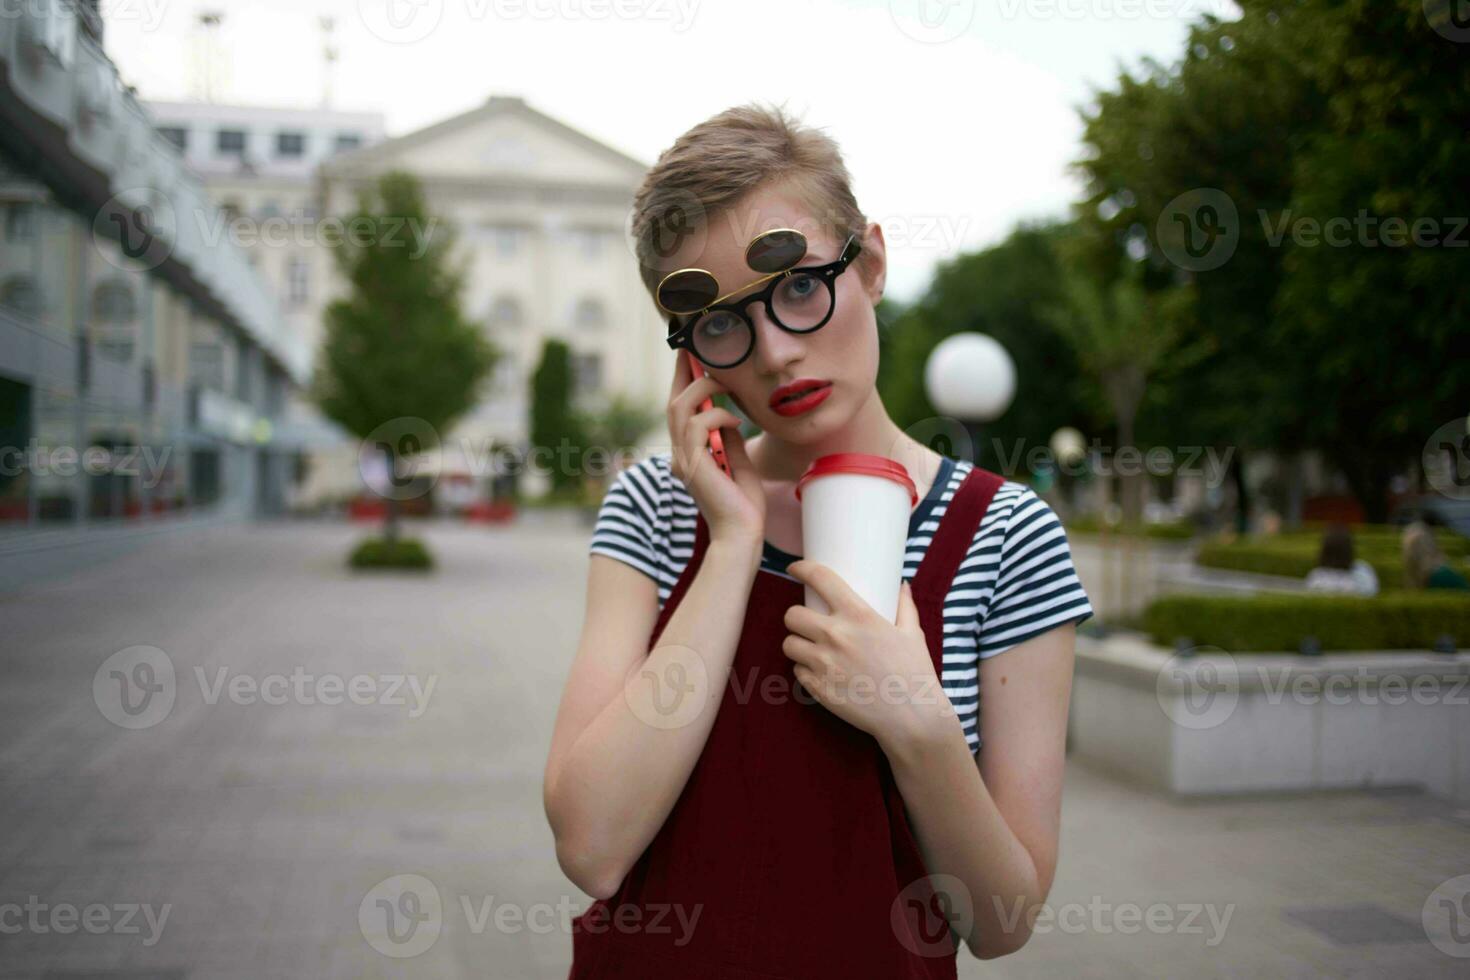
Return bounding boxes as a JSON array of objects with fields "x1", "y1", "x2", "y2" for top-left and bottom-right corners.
[
  {"x1": 91, "y1": 280, "x2": 138, "y2": 362},
  {"x1": 217, "y1": 129, "x2": 247, "y2": 156},
  {"x1": 159, "y1": 126, "x2": 188, "y2": 151},
  {"x1": 574, "y1": 297, "x2": 605, "y2": 330},
  {"x1": 491, "y1": 296, "x2": 522, "y2": 329},
  {"x1": 276, "y1": 131, "x2": 305, "y2": 157},
  {"x1": 570, "y1": 228, "x2": 604, "y2": 258},
  {"x1": 334, "y1": 132, "x2": 363, "y2": 153},
  {"x1": 286, "y1": 256, "x2": 309, "y2": 307},
  {"x1": 0, "y1": 276, "x2": 41, "y2": 319},
  {"x1": 4, "y1": 202, "x2": 35, "y2": 242},
  {"x1": 190, "y1": 340, "x2": 224, "y2": 391},
  {"x1": 488, "y1": 225, "x2": 522, "y2": 259},
  {"x1": 492, "y1": 354, "x2": 518, "y2": 391},
  {"x1": 235, "y1": 337, "x2": 251, "y2": 403},
  {"x1": 571, "y1": 352, "x2": 603, "y2": 394}
]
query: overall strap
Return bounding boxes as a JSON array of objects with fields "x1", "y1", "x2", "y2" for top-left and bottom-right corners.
[
  {"x1": 908, "y1": 463, "x2": 1005, "y2": 601},
  {"x1": 647, "y1": 511, "x2": 711, "y2": 648}
]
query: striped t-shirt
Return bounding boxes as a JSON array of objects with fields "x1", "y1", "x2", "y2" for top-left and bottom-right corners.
[{"x1": 588, "y1": 452, "x2": 1094, "y2": 752}]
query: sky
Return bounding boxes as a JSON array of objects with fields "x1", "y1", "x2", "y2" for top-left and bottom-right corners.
[{"x1": 100, "y1": 0, "x2": 1239, "y2": 302}]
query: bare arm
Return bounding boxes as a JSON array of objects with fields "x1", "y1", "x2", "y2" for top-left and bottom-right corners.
[
  {"x1": 882, "y1": 623, "x2": 1075, "y2": 958},
  {"x1": 544, "y1": 352, "x2": 768, "y2": 899},
  {"x1": 544, "y1": 539, "x2": 761, "y2": 899},
  {"x1": 781, "y1": 557, "x2": 1076, "y2": 959}
]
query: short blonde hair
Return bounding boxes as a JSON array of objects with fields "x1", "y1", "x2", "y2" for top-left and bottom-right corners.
[
  {"x1": 629, "y1": 101, "x2": 876, "y2": 306},
  {"x1": 1402, "y1": 521, "x2": 1445, "y2": 589}
]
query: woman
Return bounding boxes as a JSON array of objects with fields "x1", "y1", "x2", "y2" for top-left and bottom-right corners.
[
  {"x1": 543, "y1": 103, "x2": 1093, "y2": 976},
  {"x1": 1403, "y1": 521, "x2": 1470, "y2": 591},
  {"x1": 1304, "y1": 523, "x2": 1379, "y2": 596}
]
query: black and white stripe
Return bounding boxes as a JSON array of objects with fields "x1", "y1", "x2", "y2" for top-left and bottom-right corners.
[{"x1": 589, "y1": 452, "x2": 1093, "y2": 751}]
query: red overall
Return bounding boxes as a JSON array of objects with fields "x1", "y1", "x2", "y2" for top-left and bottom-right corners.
[{"x1": 569, "y1": 464, "x2": 1004, "y2": 979}]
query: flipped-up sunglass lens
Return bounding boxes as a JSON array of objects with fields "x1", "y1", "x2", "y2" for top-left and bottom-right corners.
[
  {"x1": 657, "y1": 269, "x2": 719, "y2": 315},
  {"x1": 656, "y1": 228, "x2": 808, "y2": 314},
  {"x1": 744, "y1": 228, "x2": 807, "y2": 274}
]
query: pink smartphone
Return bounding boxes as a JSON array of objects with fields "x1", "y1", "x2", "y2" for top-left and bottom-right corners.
[{"x1": 686, "y1": 351, "x2": 731, "y2": 478}]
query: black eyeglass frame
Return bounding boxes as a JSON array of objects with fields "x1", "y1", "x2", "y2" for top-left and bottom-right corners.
[{"x1": 663, "y1": 234, "x2": 863, "y2": 369}]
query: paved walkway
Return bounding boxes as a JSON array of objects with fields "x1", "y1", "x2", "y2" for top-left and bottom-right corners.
[{"x1": 0, "y1": 517, "x2": 1465, "y2": 978}]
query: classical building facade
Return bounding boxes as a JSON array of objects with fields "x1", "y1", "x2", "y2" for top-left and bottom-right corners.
[{"x1": 146, "y1": 93, "x2": 672, "y2": 504}]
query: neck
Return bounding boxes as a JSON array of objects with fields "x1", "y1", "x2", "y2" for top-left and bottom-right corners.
[{"x1": 749, "y1": 386, "x2": 938, "y2": 488}]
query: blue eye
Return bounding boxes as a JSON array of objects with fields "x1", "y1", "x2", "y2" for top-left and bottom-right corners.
[
  {"x1": 780, "y1": 274, "x2": 820, "y2": 303},
  {"x1": 696, "y1": 311, "x2": 740, "y2": 339}
]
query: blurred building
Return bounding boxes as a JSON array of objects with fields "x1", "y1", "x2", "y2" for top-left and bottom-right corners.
[
  {"x1": 146, "y1": 92, "x2": 671, "y2": 505},
  {"x1": 141, "y1": 100, "x2": 386, "y2": 400},
  {"x1": 0, "y1": 1, "x2": 306, "y2": 525}
]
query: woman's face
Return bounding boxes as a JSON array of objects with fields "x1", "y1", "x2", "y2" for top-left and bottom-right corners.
[{"x1": 661, "y1": 181, "x2": 886, "y2": 442}]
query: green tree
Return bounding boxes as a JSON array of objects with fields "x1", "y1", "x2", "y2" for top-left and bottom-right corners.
[
  {"x1": 1044, "y1": 260, "x2": 1197, "y2": 523},
  {"x1": 530, "y1": 339, "x2": 586, "y2": 494},
  {"x1": 311, "y1": 170, "x2": 496, "y2": 544},
  {"x1": 1274, "y1": 0, "x2": 1470, "y2": 521},
  {"x1": 574, "y1": 393, "x2": 659, "y2": 498},
  {"x1": 1074, "y1": 0, "x2": 1469, "y2": 522},
  {"x1": 877, "y1": 223, "x2": 1100, "y2": 475}
]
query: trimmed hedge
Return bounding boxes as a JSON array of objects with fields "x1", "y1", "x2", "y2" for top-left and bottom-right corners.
[
  {"x1": 349, "y1": 537, "x2": 434, "y2": 570},
  {"x1": 1063, "y1": 517, "x2": 1194, "y2": 541},
  {"x1": 1298, "y1": 522, "x2": 1468, "y2": 557},
  {"x1": 1143, "y1": 591, "x2": 1470, "y2": 652},
  {"x1": 1194, "y1": 539, "x2": 1470, "y2": 585}
]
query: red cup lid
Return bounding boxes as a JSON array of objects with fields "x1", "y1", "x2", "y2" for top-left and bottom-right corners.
[{"x1": 794, "y1": 453, "x2": 918, "y2": 506}]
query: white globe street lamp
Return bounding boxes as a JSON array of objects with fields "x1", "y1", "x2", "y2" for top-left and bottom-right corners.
[
  {"x1": 1049, "y1": 426, "x2": 1086, "y2": 467},
  {"x1": 923, "y1": 333, "x2": 1016, "y2": 465}
]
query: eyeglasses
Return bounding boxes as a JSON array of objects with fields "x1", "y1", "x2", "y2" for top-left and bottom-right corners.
[{"x1": 658, "y1": 230, "x2": 864, "y2": 370}]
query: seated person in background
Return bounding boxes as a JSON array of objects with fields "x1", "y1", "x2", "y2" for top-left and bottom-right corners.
[
  {"x1": 1402, "y1": 521, "x2": 1470, "y2": 591},
  {"x1": 1304, "y1": 523, "x2": 1379, "y2": 596}
]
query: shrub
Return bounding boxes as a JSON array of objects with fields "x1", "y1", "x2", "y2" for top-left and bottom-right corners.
[
  {"x1": 1298, "y1": 522, "x2": 1468, "y2": 557},
  {"x1": 1062, "y1": 516, "x2": 1194, "y2": 540},
  {"x1": 1143, "y1": 591, "x2": 1470, "y2": 652},
  {"x1": 1194, "y1": 539, "x2": 1470, "y2": 586},
  {"x1": 349, "y1": 537, "x2": 434, "y2": 571}
]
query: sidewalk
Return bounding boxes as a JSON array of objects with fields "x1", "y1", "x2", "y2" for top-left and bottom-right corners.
[{"x1": 0, "y1": 518, "x2": 1464, "y2": 977}]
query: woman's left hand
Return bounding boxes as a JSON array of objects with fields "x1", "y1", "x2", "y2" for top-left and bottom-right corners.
[{"x1": 782, "y1": 561, "x2": 958, "y2": 749}]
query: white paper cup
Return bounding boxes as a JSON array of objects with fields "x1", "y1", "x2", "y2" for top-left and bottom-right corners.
[{"x1": 795, "y1": 453, "x2": 918, "y2": 623}]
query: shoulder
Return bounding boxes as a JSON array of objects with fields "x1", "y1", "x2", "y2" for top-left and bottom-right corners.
[
  {"x1": 948, "y1": 464, "x2": 1092, "y2": 652},
  {"x1": 950, "y1": 461, "x2": 1062, "y2": 544},
  {"x1": 607, "y1": 452, "x2": 674, "y2": 507},
  {"x1": 590, "y1": 453, "x2": 693, "y2": 587}
]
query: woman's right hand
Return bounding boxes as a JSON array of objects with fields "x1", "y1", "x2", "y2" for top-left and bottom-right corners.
[{"x1": 666, "y1": 353, "x2": 765, "y2": 548}]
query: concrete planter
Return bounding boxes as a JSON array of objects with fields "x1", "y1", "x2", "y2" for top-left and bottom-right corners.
[{"x1": 1072, "y1": 633, "x2": 1470, "y2": 802}]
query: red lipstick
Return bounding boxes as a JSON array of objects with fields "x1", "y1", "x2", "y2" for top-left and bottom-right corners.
[{"x1": 769, "y1": 378, "x2": 833, "y2": 417}]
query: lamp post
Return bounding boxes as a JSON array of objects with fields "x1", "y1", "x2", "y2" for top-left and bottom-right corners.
[{"x1": 923, "y1": 333, "x2": 1016, "y2": 467}]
